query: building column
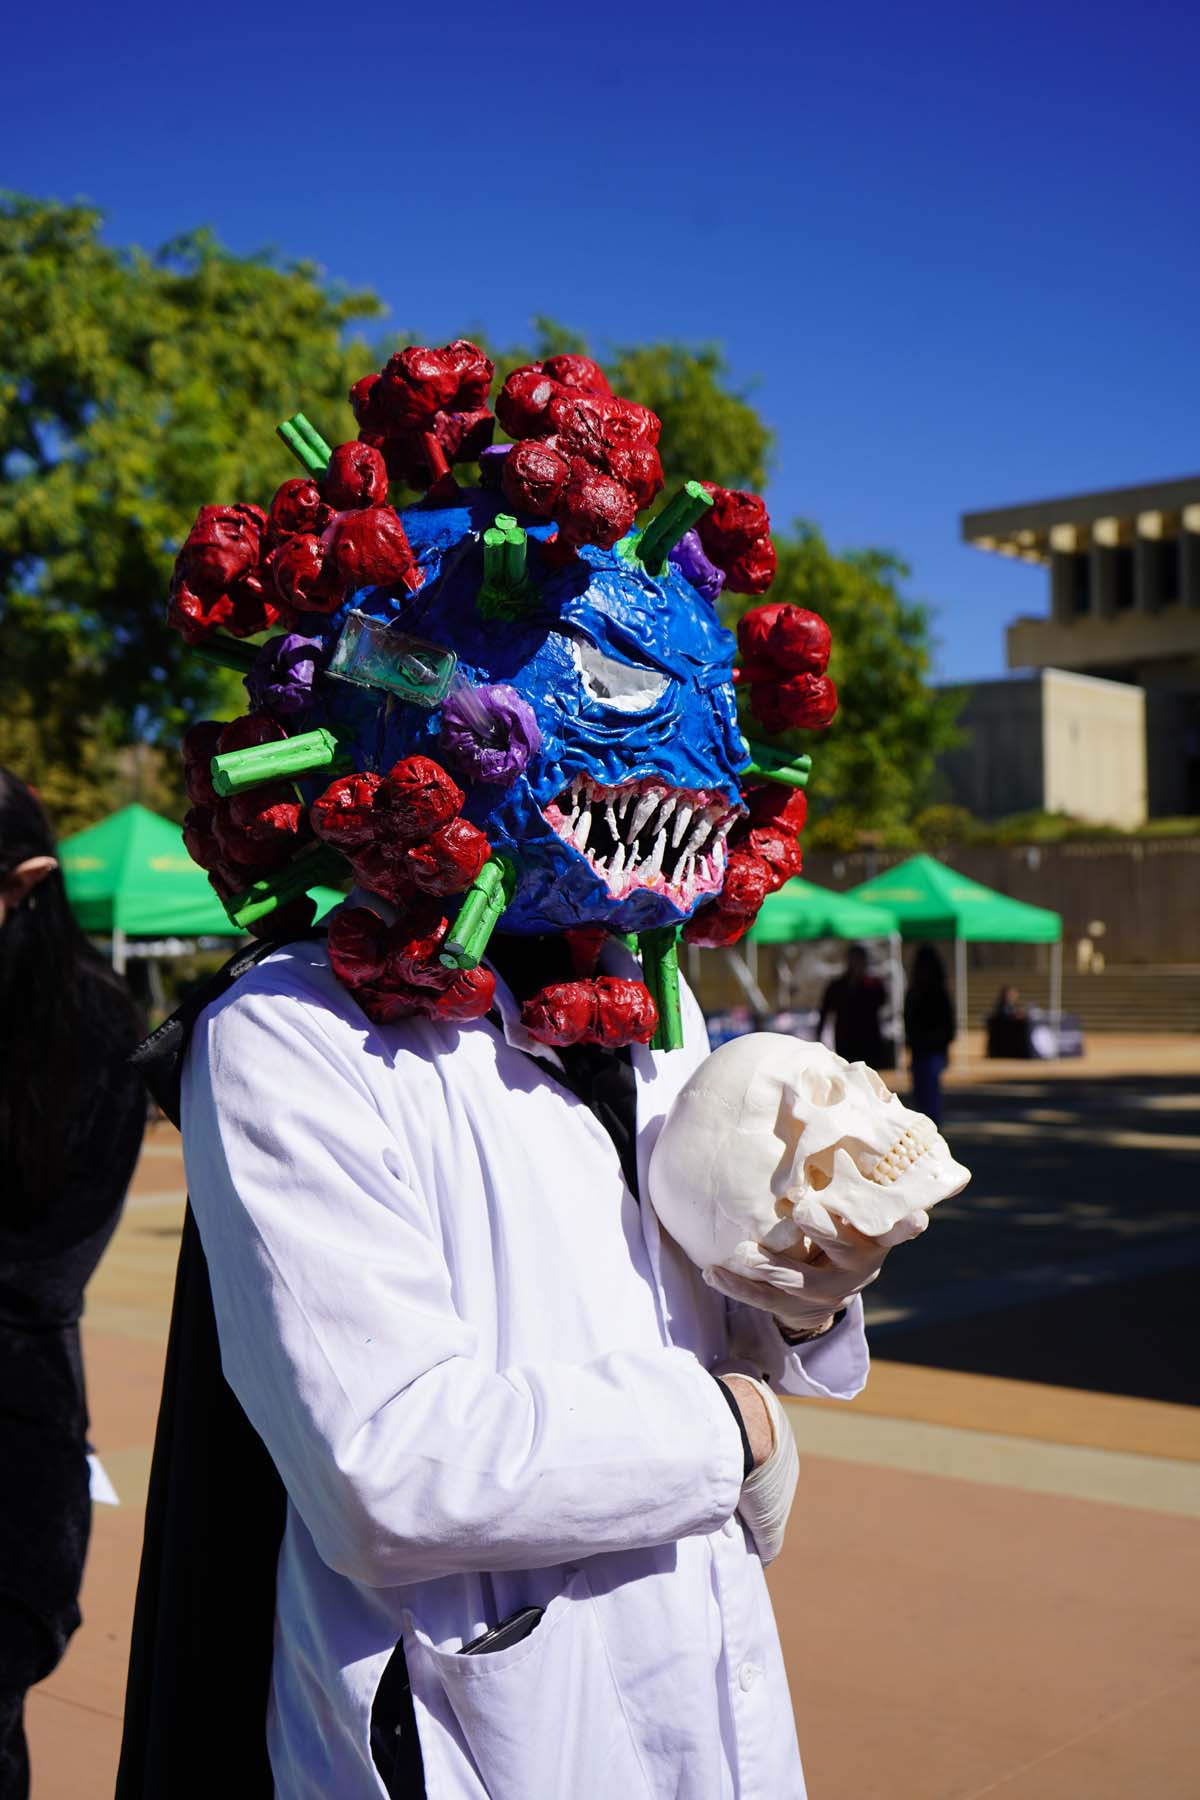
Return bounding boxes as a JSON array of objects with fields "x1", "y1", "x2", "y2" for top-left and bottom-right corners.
[
  {"x1": 1135, "y1": 511, "x2": 1164, "y2": 614},
  {"x1": 1049, "y1": 550, "x2": 1075, "y2": 625},
  {"x1": 1182, "y1": 504, "x2": 1200, "y2": 609},
  {"x1": 1090, "y1": 541, "x2": 1117, "y2": 618}
]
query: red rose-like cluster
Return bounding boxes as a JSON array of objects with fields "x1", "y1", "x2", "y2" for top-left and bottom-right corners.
[
  {"x1": 167, "y1": 443, "x2": 423, "y2": 645},
  {"x1": 168, "y1": 504, "x2": 287, "y2": 644},
  {"x1": 263, "y1": 441, "x2": 422, "y2": 616},
  {"x1": 310, "y1": 755, "x2": 490, "y2": 907},
  {"x1": 682, "y1": 784, "x2": 807, "y2": 948},
  {"x1": 180, "y1": 716, "x2": 312, "y2": 910},
  {"x1": 521, "y1": 977, "x2": 659, "y2": 1049},
  {"x1": 327, "y1": 902, "x2": 496, "y2": 1027},
  {"x1": 496, "y1": 355, "x2": 664, "y2": 554},
  {"x1": 736, "y1": 603, "x2": 838, "y2": 736},
  {"x1": 696, "y1": 486, "x2": 777, "y2": 597},
  {"x1": 350, "y1": 340, "x2": 496, "y2": 495}
]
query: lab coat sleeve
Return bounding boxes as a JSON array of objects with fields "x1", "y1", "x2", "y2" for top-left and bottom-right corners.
[
  {"x1": 182, "y1": 982, "x2": 745, "y2": 1590},
  {"x1": 724, "y1": 1295, "x2": 871, "y2": 1400}
]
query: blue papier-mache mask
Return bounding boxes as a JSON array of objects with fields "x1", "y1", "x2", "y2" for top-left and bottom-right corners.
[{"x1": 306, "y1": 490, "x2": 751, "y2": 936}]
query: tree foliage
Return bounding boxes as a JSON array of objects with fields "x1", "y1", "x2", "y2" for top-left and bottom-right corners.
[
  {"x1": 722, "y1": 526, "x2": 963, "y2": 835},
  {"x1": 1, "y1": 196, "x2": 954, "y2": 839}
]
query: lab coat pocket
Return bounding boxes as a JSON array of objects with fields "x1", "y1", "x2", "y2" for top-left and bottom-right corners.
[{"x1": 403, "y1": 1571, "x2": 652, "y2": 1800}]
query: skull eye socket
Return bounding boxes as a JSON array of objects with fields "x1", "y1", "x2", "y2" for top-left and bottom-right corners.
[
  {"x1": 795, "y1": 1067, "x2": 847, "y2": 1108},
  {"x1": 859, "y1": 1065, "x2": 894, "y2": 1102}
]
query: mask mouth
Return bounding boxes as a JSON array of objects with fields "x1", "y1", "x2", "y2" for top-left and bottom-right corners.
[{"x1": 543, "y1": 776, "x2": 738, "y2": 906}]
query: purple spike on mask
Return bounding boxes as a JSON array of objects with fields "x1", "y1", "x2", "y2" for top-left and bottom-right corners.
[
  {"x1": 439, "y1": 683, "x2": 542, "y2": 785},
  {"x1": 668, "y1": 528, "x2": 726, "y2": 604},
  {"x1": 245, "y1": 633, "x2": 324, "y2": 719}
]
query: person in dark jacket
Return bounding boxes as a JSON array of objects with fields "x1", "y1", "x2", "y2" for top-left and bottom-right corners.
[
  {"x1": 817, "y1": 944, "x2": 887, "y2": 1065},
  {"x1": 0, "y1": 770, "x2": 145, "y2": 1800},
  {"x1": 903, "y1": 944, "x2": 956, "y2": 1126}
]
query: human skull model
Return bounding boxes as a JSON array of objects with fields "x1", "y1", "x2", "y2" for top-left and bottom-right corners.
[{"x1": 648, "y1": 1033, "x2": 970, "y2": 1273}]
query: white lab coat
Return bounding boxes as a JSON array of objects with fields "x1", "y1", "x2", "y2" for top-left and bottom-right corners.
[{"x1": 182, "y1": 934, "x2": 869, "y2": 1800}]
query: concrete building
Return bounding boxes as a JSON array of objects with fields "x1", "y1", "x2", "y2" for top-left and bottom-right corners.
[
  {"x1": 960, "y1": 475, "x2": 1200, "y2": 816},
  {"x1": 937, "y1": 669, "x2": 1147, "y2": 827}
]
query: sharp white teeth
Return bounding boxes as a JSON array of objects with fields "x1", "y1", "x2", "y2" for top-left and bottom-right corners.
[
  {"x1": 616, "y1": 790, "x2": 634, "y2": 823},
  {"x1": 609, "y1": 843, "x2": 627, "y2": 885},
  {"x1": 712, "y1": 812, "x2": 734, "y2": 849},
  {"x1": 645, "y1": 828, "x2": 667, "y2": 882},
  {"x1": 672, "y1": 803, "x2": 694, "y2": 848},
  {"x1": 603, "y1": 800, "x2": 619, "y2": 839},
  {"x1": 629, "y1": 791, "x2": 659, "y2": 841},
  {"x1": 657, "y1": 794, "x2": 676, "y2": 834},
  {"x1": 575, "y1": 809, "x2": 592, "y2": 850},
  {"x1": 683, "y1": 810, "x2": 714, "y2": 857},
  {"x1": 679, "y1": 852, "x2": 695, "y2": 899}
]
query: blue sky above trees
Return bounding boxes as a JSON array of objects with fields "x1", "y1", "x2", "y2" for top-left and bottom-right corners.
[{"x1": 3, "y1": 0, "x2": 1196, "y2": 682}]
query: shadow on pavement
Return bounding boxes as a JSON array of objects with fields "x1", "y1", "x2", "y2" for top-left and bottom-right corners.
[{"x1": 865, "y1": 1071, "x2": 1200, "y2": 1405}]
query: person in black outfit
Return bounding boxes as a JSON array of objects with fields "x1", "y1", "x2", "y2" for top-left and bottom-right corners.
[
  {"x1": 0, "y1": 770, "x2": 145, "y2": 1800},
  {"x1": 817, "y1": 944, "x2": 887, "y2": 1065},
  {"x1": 903, "y1": 944, "x2": 956, "y2": 1126}
]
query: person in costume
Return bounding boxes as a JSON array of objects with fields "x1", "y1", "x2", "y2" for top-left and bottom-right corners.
[
  {"x1": 0, "y1": 770, "x2": 144, "y2": 1800},
  {"x1": 119, "y1": 345, "x2": 901, "y2": 1800}
]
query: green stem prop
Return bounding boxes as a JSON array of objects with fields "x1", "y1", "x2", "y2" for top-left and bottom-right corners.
[
  {"x1": 440, "y1": 856, "x2": 516, "y2": 969},
  {"x1": 211, "y1": 727, "x2": 348, "y2": 797},
  {"x1": 639, "y1": 925, "x2": 683, "y2": 1051},
  {"x1": 478, "y1": 515, "x2": 533, "y2": 619},
  {"x1": 636, "y1": 481, "x2": 713, "y2": 576},
  {"x1": 740, "y1": 740, "x2": 812, "y2": 789},
  {"x1": 276, "y1": 412, "x2": 333, "y2": 476},
  {"x1": 225, "y1": 845, "x2": 348, "y2": 931}
]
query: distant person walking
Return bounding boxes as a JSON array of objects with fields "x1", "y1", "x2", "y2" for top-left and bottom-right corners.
[
  {"x1": 0, "y1": 771, "x2": 144, "y2": 1800},
  {"x1": 904, "y1": 944, "x2": 956, "y2": 1125},
  {"x1": 818, "y1": 943, "x2": 887, "y2": 1065}
]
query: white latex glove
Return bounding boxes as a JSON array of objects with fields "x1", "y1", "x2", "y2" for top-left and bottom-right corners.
[
  {"x1": 704, "y1": 1217, "x2": 889, "y2": 1336},
  {"x1": 718, "y1": 1372, "x2": 799, "y2": 1564}
]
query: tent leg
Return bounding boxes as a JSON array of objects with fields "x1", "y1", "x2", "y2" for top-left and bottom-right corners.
[
  {"x1": 889, "y1": 933, "x2": 905, "y2": 1081},
  {"x1": 723, "y1": 948, "x2": 771, "y2": 1018},
  {"x1": 112, "y1": 927, "x2": 127, "y2": 976},
  {"x1": 954, "y1": 937, "x2": 967, "y2": 1073},
  {"x1": 1049, "y1": 938, "x2": 1062, "y2": 1058}
]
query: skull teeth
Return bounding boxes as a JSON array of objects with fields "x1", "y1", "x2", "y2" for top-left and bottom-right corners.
[
  {"x1": 545, "y1": 777, "x2": 740, "y2": 904},
  {"x1": 865, "y1": 1124, "x2": 936, "y2": 1184}
]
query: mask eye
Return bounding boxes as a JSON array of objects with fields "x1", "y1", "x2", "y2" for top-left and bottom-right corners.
[{"x1": 571, "y1": 637, "x2": 670, "y2": 713}]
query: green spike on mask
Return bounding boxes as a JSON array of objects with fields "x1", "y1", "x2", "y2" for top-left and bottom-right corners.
[
  {"x1": 210, "y1": 727, "x2": 349, "y2": 797},
  {"x1": 440, "y1": 856, "x2": 517, "y2": 969},
  {"x1": 478, "y1": 515, "x2": 534, "y2": 620},
  {"x1": 635, "y1": 481, "x2": 713, "y2": 577},
  {"x1": 740, "y1": 740, "x2": 812, "y2": 790},
  {"x1": 224, "y1": 844, "x2": 348, "y2": 931},
  {"x1": 639, "y1": 925, "x2": 684, "y2": 1050},
  {"x1": 276, "y1": 413, "x2": 333, "y2": 477}
]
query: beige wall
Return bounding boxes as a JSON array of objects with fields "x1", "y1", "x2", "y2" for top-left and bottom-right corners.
[{"x1": 1041, "y1": 669, "x2": 1146, "y2": 828}]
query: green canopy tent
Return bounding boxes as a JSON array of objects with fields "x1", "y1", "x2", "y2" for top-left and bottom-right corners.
[
  {"x1": 711, "y1": 876, "x2": 902, "y2": 1026},
  {"x1": 846, "y1": 854, "x2": 1063, "y2": 1063},
  {"x1": 59, "y1": 805, "x2": 344, "y2": 969}
]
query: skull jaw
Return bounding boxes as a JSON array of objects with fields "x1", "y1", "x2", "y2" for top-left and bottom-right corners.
[{"x1": 768, "y1": 1142, "x2": 971, "y2": 1253}]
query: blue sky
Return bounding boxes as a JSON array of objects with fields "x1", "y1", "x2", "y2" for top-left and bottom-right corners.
[{"x1": 4, "y1": 0, "x2": 1197, "y2": 680}]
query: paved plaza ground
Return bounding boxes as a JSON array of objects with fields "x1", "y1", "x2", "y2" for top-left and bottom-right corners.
[{"x1": 25, "y1": 1033, "x2": 1200, "y2": 1797}]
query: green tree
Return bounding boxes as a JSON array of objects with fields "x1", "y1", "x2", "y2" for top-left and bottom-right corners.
[
  {"x1": 1, "y1": 199, "x2": 955, "y2": 841},
  {"x1": 0, "y1": 194, "x2": 382, "y2": 796},
  {"x1": 723, "y1": 524, "x2": 963, "y2": 834}
]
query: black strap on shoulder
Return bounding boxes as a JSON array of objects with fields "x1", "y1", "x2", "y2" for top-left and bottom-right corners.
[{"x1": 131, "y1": 931, "x2": 325, "y2": 1128}]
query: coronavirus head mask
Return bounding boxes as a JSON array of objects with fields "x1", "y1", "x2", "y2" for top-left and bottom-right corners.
[{"x1": 169, "y1": 342, "x2": 839, "y2": 1047}]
